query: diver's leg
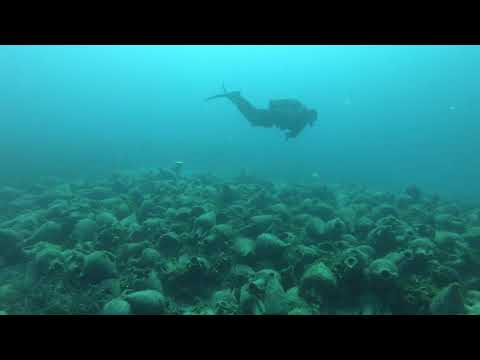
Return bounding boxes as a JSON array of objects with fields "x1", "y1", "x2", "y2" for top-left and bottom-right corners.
[{"x1": 245, "y1": 110, "x2": 274, "y2": 128}]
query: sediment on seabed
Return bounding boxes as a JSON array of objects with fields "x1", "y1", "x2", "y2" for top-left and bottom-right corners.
[{"x1": 0, "y1": 166, "x2": 479, "y2": 315}]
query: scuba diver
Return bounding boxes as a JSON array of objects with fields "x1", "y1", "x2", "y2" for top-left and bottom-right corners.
[{"x1": 206, "y1": 86, "x2": 317, "y2": 139}]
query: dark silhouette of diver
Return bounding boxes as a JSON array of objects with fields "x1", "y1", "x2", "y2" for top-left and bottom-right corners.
[{"x1": 206, "y1": 86, "x2": 317, "y2": 139}]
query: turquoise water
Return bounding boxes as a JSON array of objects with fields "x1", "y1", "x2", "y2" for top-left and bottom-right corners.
[
  {"x1": 1, "y1": 45, "x2": 478, "y2": 201},
  {"x1": 1, "y1": 45, "x2": 480, "y2": 315}
]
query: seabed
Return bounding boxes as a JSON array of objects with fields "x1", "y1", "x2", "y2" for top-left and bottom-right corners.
[{"x1": 0, "y1": 165, "x2": 479, "y2": 315}]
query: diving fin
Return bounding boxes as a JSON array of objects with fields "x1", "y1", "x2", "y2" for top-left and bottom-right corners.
[
  {"x1": 205, "y1": 83, "x2": 240, "y2": 101},
  {"x1": 205, "y1": 93, "x2": 229, "y2": 101}
]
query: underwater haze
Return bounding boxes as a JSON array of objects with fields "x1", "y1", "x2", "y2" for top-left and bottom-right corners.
[
  {"x1": 3, "y1": 45, "x2": 480, "y2": 315},
  {"x1": 1, "y1": 45, "x2": 479, "y2": 202}
]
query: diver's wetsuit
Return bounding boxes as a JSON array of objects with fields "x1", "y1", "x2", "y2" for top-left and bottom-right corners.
[
  {"x1": 206, "y1": 91, "x2": 316, "y2": 139},
  {"x1": 269, "y1": 99, "x2": 312, "y2": 138}
]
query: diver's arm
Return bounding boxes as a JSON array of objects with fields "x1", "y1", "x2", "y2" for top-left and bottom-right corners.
[
  {"x1": 285, "y1": 129, "x2": 298, "y2": 140},
  {"x1": 284, "y1": 119, "x2": 307, "y2": 139}
]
